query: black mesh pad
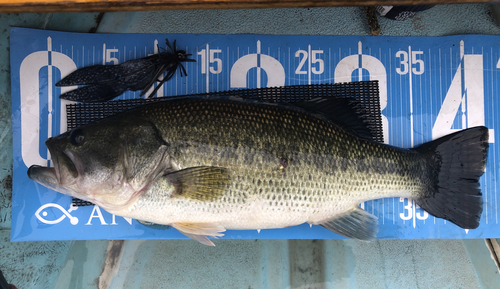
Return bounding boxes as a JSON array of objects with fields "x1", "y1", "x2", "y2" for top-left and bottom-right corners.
[{"x1": 67, "y1": 81, "x2": 381, "y2": 206}]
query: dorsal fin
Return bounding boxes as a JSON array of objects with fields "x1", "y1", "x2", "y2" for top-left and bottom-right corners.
[
  {"x1": 226, "y1": 95, "x2": 380, "y2": 141},
  {"x1": 290, "y1": 97, "x2": 377, "y2": 141}
]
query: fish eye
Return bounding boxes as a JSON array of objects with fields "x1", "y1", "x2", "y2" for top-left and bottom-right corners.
[{"x1": 70, "y1": 128, "x2": 86, "y2": 146}]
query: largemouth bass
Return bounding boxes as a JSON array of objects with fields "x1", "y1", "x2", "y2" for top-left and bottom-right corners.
[{"x1": 28, "y1": 97, "x2": 489, "y2": 245}]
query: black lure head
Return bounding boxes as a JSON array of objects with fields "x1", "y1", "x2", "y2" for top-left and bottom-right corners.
[
  {"x1": 159, "y1": 39, "x2": 196, "y2": 80},
  {"x1": 165, "y1": 39, "x2": 195, "y2": 62},
  {"x1": 144, "y1": 39, "x2": 197, "y2": 98}
]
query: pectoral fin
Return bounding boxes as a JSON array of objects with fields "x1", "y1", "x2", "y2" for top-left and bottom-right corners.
[
  {"x1": 172, "y1": 222, "x2": 226, "y2": 246},
  {"x1": 165, "y1": 166, "x2": 231, "y2": 202},
  {"x1": 317, "y1": 207, "x2": 378, "y2": 240}
]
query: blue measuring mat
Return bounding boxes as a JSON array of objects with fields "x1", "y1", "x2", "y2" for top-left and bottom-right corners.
[{"x1": 9, "y1": 27, "x2": 500, "y2": 241}]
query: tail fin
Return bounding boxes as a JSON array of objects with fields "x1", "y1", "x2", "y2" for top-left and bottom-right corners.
[{"x1": 414, "y1": 126, "x2": 489, "y2": 229}]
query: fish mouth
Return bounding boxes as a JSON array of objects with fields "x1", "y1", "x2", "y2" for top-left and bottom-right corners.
[
  {"x1": 28, "y1": 165, "x2": 66, "y2": 193},
  {"x1": 28, "y1": 138, "x2": 82, "y2": 196},
  {"x1": 27, "y1": 165, "x2": 56, "y2": 184},
  {"x1": 28, "y1": 164, "x2": 82, "y2": 199},
  {"x1": 44, "y1": 137, "x2": 80, "y2": 186}
]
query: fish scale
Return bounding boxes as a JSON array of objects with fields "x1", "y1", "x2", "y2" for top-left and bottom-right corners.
[{"x1": 123, "y1": 98, "x2": 424, "y2": 228}]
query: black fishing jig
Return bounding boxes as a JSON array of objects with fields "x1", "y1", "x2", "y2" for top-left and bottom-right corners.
[{"x1": 56, "y1": 39, "x2": 196, "y2": 103}]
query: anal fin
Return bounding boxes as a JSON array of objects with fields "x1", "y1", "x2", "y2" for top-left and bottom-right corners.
[
  {"x1": 172, "y1": 222, "x2": 226, "y2": 246},
  {"x1": 318, "y1": 207, "x2": 378, "y2": 240}
]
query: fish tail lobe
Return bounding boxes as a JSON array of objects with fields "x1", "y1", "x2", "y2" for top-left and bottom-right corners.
[{"x1": 414, "y1": 126, "x2": 489, "y2": 229}]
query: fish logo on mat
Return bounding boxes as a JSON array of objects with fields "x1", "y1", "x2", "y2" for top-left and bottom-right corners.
[{"x1": 35, "y1": 203, "x2": 79, "y2": 225}]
